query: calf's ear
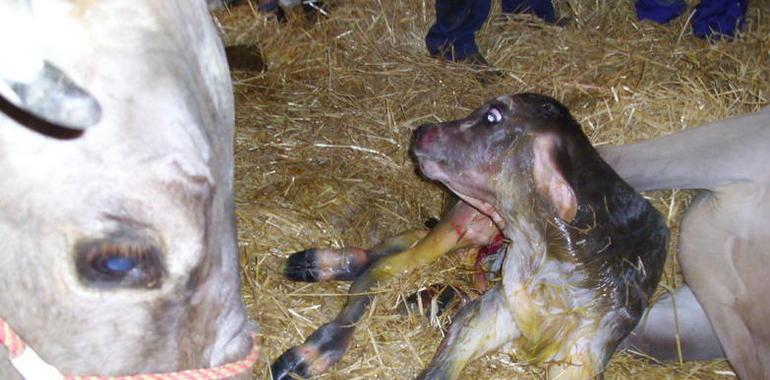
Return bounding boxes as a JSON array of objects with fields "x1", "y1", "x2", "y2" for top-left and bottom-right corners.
[{"x1": 532, "y1": 134, "x2": 577, "y2": 222}]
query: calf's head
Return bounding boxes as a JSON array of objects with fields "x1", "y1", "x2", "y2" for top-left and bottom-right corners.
[
  {"x1": 412, "y1": 93, "x2": 594, "y2": 227},
  {"x1": 0, "y1": 0, "x2": 252, "y2": 378}
]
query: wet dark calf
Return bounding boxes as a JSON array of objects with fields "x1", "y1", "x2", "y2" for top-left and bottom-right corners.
[
  {"x1": 272, "y1": 93, "x2": 668, "y2": 379},
  {"x1": 412, "y1": 93, "x2": 668, "y2": 379}
]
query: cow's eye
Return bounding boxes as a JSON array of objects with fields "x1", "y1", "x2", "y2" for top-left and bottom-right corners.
[
  {"x1": 98, "y1": 256, "x2": 138, "y2": 274},
  {"x1": 484, "y1": 107, "x2": 503, "y2": 125},
  {"x1": 76, "y1": 237, "x2": 165, "y2": 289}
]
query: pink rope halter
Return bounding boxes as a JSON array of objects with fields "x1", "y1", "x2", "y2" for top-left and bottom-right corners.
[{"x1": 0, "y1": 317, "x2": 259, "y2": 380}]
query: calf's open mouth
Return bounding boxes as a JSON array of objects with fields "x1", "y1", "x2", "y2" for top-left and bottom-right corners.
[{"x1": 415, "y1": 156, "x2": 507, "y2": 230}]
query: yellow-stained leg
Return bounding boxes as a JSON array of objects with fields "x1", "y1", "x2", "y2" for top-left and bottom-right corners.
[
  {"x1": 284, "y1": 229, "x2": 429, "y2": 282},
  {"x1": 544, "y1": 352, "x2": 598, "y2": 380},
  {"x1": 272, "y1": 201, "x2": 500, "y2": 379},
  {"x1": 371, "y1": 201, "x2": 498, "y2": 277}
]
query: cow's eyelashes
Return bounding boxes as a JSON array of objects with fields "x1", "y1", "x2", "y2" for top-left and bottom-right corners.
[
  {"x1": 484, "y1": 107, "x2": 503, "y2": 125},
  {"x1": 76, "y1": 238, "x2": 165, "y2": 289}
]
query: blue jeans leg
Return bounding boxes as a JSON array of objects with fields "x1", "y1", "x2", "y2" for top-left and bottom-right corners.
[
  {"x1": 692, "y1": 0, "x2": 748, "y2": 39},
  {"x1": 635, "y1": 0, "x2": 687, "y2": 23},
  {"x1": 426, "y1": 0, "x2": 492, "y2": 61},
  {"x1": 501, "y1": 0, "x2": 556, "y2": 22}
]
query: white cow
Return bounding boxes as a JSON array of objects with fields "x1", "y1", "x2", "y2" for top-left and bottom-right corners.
[
  {"x1": 601, "y1": 107, "x2": 770, "y2": 379},
  {"x1": 0, "y1": 0, "x2": 254, "y2": 378}
]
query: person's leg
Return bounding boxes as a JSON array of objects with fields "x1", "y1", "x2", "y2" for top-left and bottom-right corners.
[
  {"x1": 692, "y1": 0, "x2": 748, "y2": 39},
  {"x1": 426, "y1": 0, "x2": 492, "y2": 61},
  {"x1": 635, "y1": 0, "x2": 687, "y2": 23},
  {"x1": 501, "y1": 0, "x2": 556, "y2": 22}
]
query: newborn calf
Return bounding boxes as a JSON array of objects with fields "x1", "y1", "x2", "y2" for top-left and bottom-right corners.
[
  {"x1": 272, "y1": 93, "x2": 668, "y2": 379},
  {"x1": 411, "y1": 93, "x2": 669, "y2": 379}
]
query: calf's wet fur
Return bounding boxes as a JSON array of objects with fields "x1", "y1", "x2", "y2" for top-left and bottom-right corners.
[
  {"x1": 412, "y1": 93, "x2": 668, "y2": 379},
  {"x1": 272, "y1": 93, "x2": 668, "y2": 379}
]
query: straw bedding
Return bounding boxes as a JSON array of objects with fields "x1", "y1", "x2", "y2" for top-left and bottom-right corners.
[{"x1": 214, "y1": 1, "x2": 768, "y2": 378}]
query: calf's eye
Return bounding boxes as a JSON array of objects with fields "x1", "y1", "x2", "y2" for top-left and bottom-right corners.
[
  {"x1": 484, "y1": 107, "x2": 503, "y2": 125},
  {"x1": 75, "y1": 236, "x2": 165, "y2": 289}
]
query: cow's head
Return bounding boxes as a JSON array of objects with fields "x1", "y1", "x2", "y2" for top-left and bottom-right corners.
[{"x1": 0, "y1": 0, "x2": 253, "y2": 378}]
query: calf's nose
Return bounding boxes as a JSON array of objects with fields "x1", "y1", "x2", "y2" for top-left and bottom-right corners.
[{"x1": 411, "y1": 123, "x2": 438, "y2": 152}]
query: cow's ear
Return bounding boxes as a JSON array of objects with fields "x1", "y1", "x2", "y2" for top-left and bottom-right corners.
[{"x1": 532, "y1": 134, "x2": 577, "y2": 222}]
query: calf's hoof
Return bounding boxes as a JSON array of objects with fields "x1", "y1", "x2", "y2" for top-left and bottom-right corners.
[
  {"x1": 398, "y1": 284, "x2": 463, "y2": 319},
  {"x1": 271, "y1": 348, "x2": 311, "y2": 379},
  {"x1": 271, "y1": 322, "x2": 353, "y2": 379},
  {"x1": 283, "y1": 248, "x2": 326, "y2": 282},
  {"x1": 283, "y1": 248, "x2": 367, "y2": 282}
]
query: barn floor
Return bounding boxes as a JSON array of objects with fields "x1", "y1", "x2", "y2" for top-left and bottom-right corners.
[{"x1": 214, "y1": 1, "x2": 768, "y2": 378}]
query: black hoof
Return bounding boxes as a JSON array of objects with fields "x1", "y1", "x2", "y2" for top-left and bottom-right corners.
[
  {"x1": 271, "y1": 348, "x2": 310, "y2": 380},
  {"x1": 272, "y1": 323, "x2": 354, "y2": 379},
  {"x1": 398, "y1": 284, "x2": 460, "y2": 318},
  {"x1": 284, "y1": 249, "x2": 323, "y2": 282},
  {"x1": 424, "y1": 216, "x2": 440, "y2": 229},
  {"x1": 284, "y1": 248, "x2": 367, "y2": 282}
]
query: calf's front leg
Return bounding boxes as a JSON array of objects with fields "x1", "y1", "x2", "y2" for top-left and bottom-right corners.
[
  {"x1": 284, "y1": 229, "x2": 429, "y2": 282},
  {"x1": 418, "y1": 285, "x2": 519, "y2": 380},
  {"x1": 272, "y1": 201, "x2": 500, "y2": 379}
]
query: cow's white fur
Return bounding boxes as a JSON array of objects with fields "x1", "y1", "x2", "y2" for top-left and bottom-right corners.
[
  {"x1": 601, "y1": 107, "x2": 770, "y2": 379},
  {"x1": 0, "y1": 1, "x2": 252, "y2": 378}
]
